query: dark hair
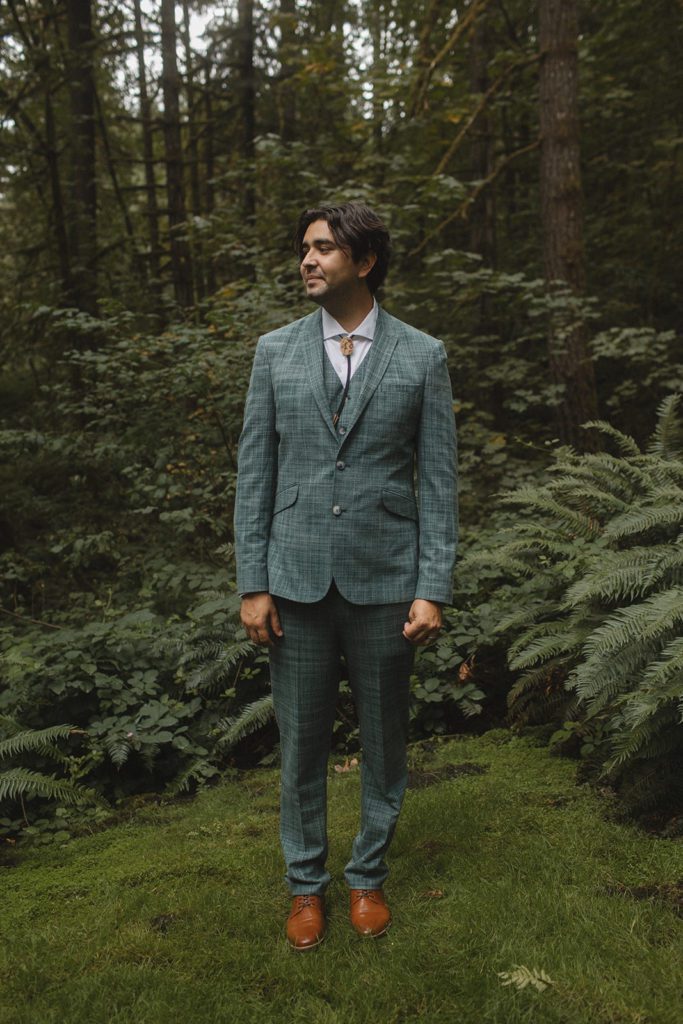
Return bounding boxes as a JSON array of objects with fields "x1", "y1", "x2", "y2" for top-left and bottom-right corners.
[{"x1": 294, "y1": 202, "x2": 392, "y2": 294}]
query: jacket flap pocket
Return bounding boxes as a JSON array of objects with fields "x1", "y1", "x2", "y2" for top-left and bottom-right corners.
[
  {"x1": 273, "y1": 483, "x2": 299, "y2": 515},
  {"x1": 382, "y1": 488, "x2": 418, "y2": 521}
]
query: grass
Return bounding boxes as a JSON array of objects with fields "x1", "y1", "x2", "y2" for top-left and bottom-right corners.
[{"x1": 1, "y1": 730, "x2": 681, "y2": 1024}]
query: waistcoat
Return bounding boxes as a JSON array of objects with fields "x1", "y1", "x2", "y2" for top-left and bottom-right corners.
[{"x1": 322, "y1": 347, "x2": 371, "y2": 428}]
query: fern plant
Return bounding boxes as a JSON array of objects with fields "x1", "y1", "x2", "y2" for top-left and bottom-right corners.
[
  {"x1": 0, "y1": 716, "x2": 97, "y2": 815},
  {"x1": 492, "y1": 395, "x2": 683, "y2": 813}
]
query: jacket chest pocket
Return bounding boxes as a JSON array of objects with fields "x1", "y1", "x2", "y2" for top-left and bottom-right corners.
[
  {"x1": 274, "y1": 382, "x2": 320, "y2": 432},
  {"x1": 363, "y1": 383, "x2": 422, "y2": 432}
]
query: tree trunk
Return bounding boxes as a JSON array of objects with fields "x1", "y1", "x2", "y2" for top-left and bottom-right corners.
[
  {"x1": 468, "y1": 15, "x2": 496, "y2": 269},
  {"x1": 370, "y1": 2, "x2": 384, "y2": 158},
  {"x1": 133, "y1": 0, "x2": 162, "y2": 301},
  {"x1": 181, "y1": 0, "x2": 205, "y2": 300},
  {"x1": 202, "y1": 56, "x2": 217, "y2": 295},
  {"x1": 236, "y1": 0, "x2": 256, "y2": 225},
  {"x1": 277, "y1": 0, "x2": 297, "y2": 143},
  {"x1": 539, "y1": 0, "x2": 598, "y2": 446},
  {"x1": 65, "y1": 0, "x2": 98, "y2": 315},
  {"x1": 161, "y1": 0, "x2": 194, "y2": 307}
]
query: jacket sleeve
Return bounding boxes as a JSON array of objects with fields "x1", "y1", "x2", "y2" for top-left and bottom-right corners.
[
  {"x1": 234, "y1": 338, "x2": 278, "y2": 595},
  {"x1": 414, "y1": 341, "x2": 458, "y2": 604}
]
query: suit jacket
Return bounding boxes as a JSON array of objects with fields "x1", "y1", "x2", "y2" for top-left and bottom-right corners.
[{"x1": 234, "y1": 305, "x2": 458, "y2": 605}]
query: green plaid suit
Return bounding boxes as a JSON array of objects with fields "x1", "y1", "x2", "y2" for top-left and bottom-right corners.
[{"x1": 234, "y1": 305, "x2": 458, "y2": 893}]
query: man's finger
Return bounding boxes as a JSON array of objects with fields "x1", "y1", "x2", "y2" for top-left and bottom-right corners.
[{"x1": 269, "y1": 605, "x2": 284, "y2": 638}]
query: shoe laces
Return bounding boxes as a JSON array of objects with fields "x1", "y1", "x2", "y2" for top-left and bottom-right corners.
[
  {"x1": 293, "y1": 894, "x2": 319, "y2": 913},
  {"x1": 352, "y1": 888, "x2": 379, "y2": 903}
]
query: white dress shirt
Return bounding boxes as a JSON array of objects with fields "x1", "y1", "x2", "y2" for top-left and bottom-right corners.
[{"x1": 321, "y1": 299, "x2": 378, "y2": 384}]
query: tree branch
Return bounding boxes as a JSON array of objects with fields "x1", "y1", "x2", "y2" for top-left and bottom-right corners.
[
  {"x1": 0, "y1": 606, "x2": 62, "y2": 630},
  {"x1": 432, "y1": 53, "x2": 540, "y2": 177},
  {"x1": 409, "y1": 138, "x2": 540, "y2": 257},
  {"x1": 409, "y1": 0, "x2": 494, "y2": 117}
]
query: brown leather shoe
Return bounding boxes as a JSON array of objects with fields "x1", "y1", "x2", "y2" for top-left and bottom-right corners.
[
  {"x1": 286, "y1": 895, "x2": 326, "y2": 950},
  {"x1": 349, "y1": 888, "x2": 392, "y2": 937}
]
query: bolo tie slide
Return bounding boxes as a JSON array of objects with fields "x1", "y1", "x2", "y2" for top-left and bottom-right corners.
[{"x1": 333, "y1": 335, "x2": 354, "y2": 428}]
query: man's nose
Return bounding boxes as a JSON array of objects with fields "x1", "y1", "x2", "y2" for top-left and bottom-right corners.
[{"x1": 302, "y1": 252, "x2": 317, "y2": 269}]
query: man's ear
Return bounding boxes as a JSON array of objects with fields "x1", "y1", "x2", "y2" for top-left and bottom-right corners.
[{"x1": 357, "y1": 251, "x2": 378, "y2": 280}]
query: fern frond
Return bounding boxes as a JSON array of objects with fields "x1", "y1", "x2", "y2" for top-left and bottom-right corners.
[
  {"x1": 507, "y1": 661, "x2": 572, "y2": 726},
  {"x1": 498, "y1": 965, "x2": 555, "y2": 992},
  {"x1": 507, "y1": 617, "x2": 571, "y2": 663},
  {"x1": 638, "y1": 635, "x2": 683, "y2": 696},
  {"x1": 581, "y1": 588, "x2": 683, "y2": 658},
  {"x1": 165, "y1": 758, "x2": 218, "y2": 796},
  {"x1": 509, "y1": 623, "x2": 584, "y2": 671},
  {"x1": 606, "y1": 704, "x2": 681, "y2": 768},
  {"x1": 499, "y1": 533, "x2": 583, "y2": 562},
  {"x1": 547, "y1": 461, "x2": 636, "y2": 502},
  {"x1": 185, "y1": 640, "x2": 254, "y2": 694},
  {"x1": 580, "y1": 420, "x2": 641, "y2": 457},
  {"x1": 647, "y1": 393, "x2": 682, "y2": 459},
  {"x1": 0, "y1": 768, "x2": 95, "y2": 805},
  {"x1": 574, "y1": 637, "x2": 665, "y2": 711},
  {"x1": 605, "y1": 492, "x2": 683, "y2": 539},
  {"x1": 551, "y1": 481, "x2": 629, "y2": 516},
  {"x1": 497, "y1": 602, "x2": 559, "y2": 635},
  {"x1": 0, "y1": 715, "x2": 22, "y2": 738},
  {"x1": 216, "y1": 695, "x2": 275, "y2": 750},
  {"x1": 0, "y1": 724, "x2": 80, "y2": 760},
  {"x1": 564, "y1": 547, "x2": 683, "y2": 607},
  {"x1": 500, "y1": 488, "x2": 601, "y2": 539},
  {"x1": 105, "y1": 736, "x2": 131, "y2": 768},
  {"x1": 577, "y1": 451, "x2": 652, "y2": 490},
  {"x1": 177, "y1": 640, "x2": 227, "y2": 667}
]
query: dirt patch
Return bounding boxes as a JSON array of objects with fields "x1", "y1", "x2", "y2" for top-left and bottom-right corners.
[
  {"x1": 150, "y1": 912, "x2": 178, "y2": 934},
  {"x1": 603, "y1": 879, "x2": 683, "y2": 916},
  {"x1": 407, "y1": 762, "x2": 489, "y2": 789}
]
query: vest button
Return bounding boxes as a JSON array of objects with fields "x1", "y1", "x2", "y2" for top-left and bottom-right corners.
[
  {"x1": 332, "y1": 505, "x2": 342, "y2": 516},
  {"x1": 338, "y1": 426, "x2": 346, "y2": 435},
  {"x1": 336, "y1": 460, "x2": 345, "y2": 470}
]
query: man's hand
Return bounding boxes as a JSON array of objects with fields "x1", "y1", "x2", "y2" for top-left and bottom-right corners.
[
  {"x1": 240, "y1": 592, "x2": 284, "y2": 645},
  {"x1": 403, "y1": 599, "x2": 443, "y2": 645}
]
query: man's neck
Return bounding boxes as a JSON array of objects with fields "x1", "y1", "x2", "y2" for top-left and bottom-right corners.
[{"x1": 322, "y1": 291, "x2": 374, "y2": 334}]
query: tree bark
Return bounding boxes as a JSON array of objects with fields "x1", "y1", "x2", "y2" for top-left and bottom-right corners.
[
  {"x1": 160, "y1": 0, "x2": 194, "y2": 307},
  {"x1": 539, "y1": 0, "x2": 598, "y2": 446},
  {"x1": 277, "y1": 0, "x2": 297, "y2": 143},
  {"x1": 468, "y1": 14, "x2": 496, "y2": 269},
  {"x1": 133, "y1": 0, "x2": 162, "y2": 299},
  {"x1": 65, "y1": 0, "x2": 98, "y2": 315},
  {"x1": 236, "y1": 0, "x2": 256, "y2": 225},
  {"x1": 202, "y1": 55, "x2": 217, "y2": 295},
  {"x1": 181, "y1": 0, "x2": 205, "y2": 300}
]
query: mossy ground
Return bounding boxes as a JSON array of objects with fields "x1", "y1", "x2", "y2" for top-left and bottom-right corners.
[{"x1": 1, "y1": 732, "x2": 681, "y2": 1024}]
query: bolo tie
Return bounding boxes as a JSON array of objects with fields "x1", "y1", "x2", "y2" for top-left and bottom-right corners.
[{"x1": 332, "y1": 335, "x2": 354, "y2": 428}]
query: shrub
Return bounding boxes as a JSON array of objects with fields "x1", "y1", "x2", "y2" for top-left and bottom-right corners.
[{"x1": 488, "y1": 396, "x2": 683, "y2": 815}]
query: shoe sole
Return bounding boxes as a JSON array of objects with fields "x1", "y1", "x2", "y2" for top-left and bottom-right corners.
[
  {"x1": 354, "y1": 921, "x2": 391, "y2": 938},
  {"x1": 288, "y1": 934, "x2": 325, "y2": 951}
]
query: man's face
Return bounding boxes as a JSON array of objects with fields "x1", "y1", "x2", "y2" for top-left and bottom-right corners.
[{"x1": 299, "y1": 219, "x2": 372, "y2": 305}]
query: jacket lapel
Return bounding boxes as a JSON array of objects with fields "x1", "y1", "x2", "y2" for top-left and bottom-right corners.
[
  {"x1": 302, "y1": 308, "x2": 338, "y2": 440},
  {"x1": 341, "y1": 306, "x2": 399, "y2": 439}
]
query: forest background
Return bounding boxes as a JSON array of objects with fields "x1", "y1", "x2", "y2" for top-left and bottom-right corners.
[{"x1": 0, "y1": 0, "x2": 682, "y2": 848}]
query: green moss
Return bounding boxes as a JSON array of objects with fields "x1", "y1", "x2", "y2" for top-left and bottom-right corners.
[{"x1": 1, "y1": 736, "x2": 681, "y2": 1024}]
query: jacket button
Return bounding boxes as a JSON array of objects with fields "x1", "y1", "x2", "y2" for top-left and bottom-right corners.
[
  {"x1": 336, "y1": 460, "x2": 345, "y2": 470},
  {"x1": 339, "y1": 426, "x2": 346, "y2": 435},
  {"x1": 332, "y1": 505, "x2": 342, "y2": 516}
]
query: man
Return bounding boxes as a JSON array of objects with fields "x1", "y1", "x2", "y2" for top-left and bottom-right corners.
[{"x1": 234, "y1": 202, "x2": 457, "y2": 949}]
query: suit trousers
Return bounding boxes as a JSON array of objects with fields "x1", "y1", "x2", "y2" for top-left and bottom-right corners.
[{"x1": 269, "y1": 583, "x2": 415, "y2": 895}]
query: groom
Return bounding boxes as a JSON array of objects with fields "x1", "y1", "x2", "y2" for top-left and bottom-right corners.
[{"x1": 234, "y1": 202, "x2": 457, "y2": 949}]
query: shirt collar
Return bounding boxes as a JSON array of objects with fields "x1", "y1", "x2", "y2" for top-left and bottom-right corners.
[{"x1": 321, "y1": 299, "x2": 378, "y2": 343}]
